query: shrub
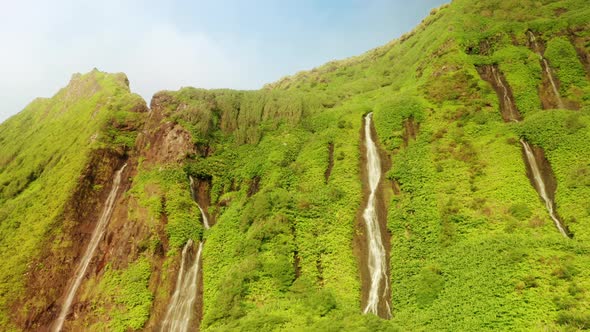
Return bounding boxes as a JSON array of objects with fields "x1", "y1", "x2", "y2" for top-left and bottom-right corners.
[{"x1": 509, "y1": 203, "x2": 532, "y2": 220}]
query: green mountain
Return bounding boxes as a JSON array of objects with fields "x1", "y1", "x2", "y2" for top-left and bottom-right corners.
[{"x1": 1, "y1": 0, "x2": 589, "y2": 331}]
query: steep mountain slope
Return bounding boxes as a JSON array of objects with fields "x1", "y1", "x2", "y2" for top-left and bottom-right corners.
[{"x1": 0, "y1": 0, "x2": 589, "y2": 331}]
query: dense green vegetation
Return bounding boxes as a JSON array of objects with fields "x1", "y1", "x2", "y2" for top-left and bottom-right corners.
[
  {"x1": 0, "y1": 0, "x2": 589, "y2": 331},
  {"x1": 82, "y1": 257, "x2": 153, "y2": 331},
  {"x1": 129, "y1": 166, "x2": 204, "y2": 248}
]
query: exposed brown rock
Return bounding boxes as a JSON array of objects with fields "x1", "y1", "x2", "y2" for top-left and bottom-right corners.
[
  {"x1": 402, "y1": 117, "x2": 420, "y2": 147},
  {"x1": 247, "y1": 176, "x2": 261, "y2": 197},
  {"x1": 192, "y1": 177, "x2": 214, "y2": 226}
]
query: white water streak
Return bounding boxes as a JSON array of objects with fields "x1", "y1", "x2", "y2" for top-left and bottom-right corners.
[
  {"x1": 527, "y1": 31, "x2": 565, "y2": 109},
  {"x1": 362, "y1": 113, "x2": 391, "y2": 318},
  {"x1": 53, "y1": 163, "x2": 127, "y2": 332},
  {"x1": 520, "y1": 140, "x2": 569, "y2": 238},
  {"x1": 160, "y1": 241, "x2": 204, "y2": 332}
]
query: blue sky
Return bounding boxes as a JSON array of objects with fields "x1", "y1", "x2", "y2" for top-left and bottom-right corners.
[{"x1": 0, "y1": 0, "x2": 447, "y2": 122}]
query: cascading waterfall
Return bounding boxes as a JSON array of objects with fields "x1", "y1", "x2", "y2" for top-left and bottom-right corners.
[
  {"x1": 160, "y1": 177, "x2": 210, "y2": 331},
  {"x1": 362, "y1": 113, "x2": 391, "y2": 318},
  {"x1": 520, "y1": 140, "x2": 569, "y2": 238},
  {"x1": 53, "y1": 163, "x2": 127, "y2": 332},
  {"x1": 527, "y1": 31, "x2": 565, "y2": 109}
]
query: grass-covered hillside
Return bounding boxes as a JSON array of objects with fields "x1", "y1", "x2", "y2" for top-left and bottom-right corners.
[{"x1": 1, "y1": 0, "x2": 590, "y2": 331}]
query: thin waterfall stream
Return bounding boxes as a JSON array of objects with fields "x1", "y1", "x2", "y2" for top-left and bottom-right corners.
[
  {"x1": 520, "y1": 140, "x2": 570, "y2": 238},
  {"x1": 527, "y1": 30, "x2": 565, "y2": 109},
  {"x1": 362, "y1": 113, "x2": 391, "y2": 318},
  {"x1": 53, "y1": 163, "x2": 127, "y2": 332},
  {"x1": 160, "y1": 176, "x2": 210, "y2": 331},
  {"x1": 490, "y1": 66, "x2": 520, "y2": 122}
]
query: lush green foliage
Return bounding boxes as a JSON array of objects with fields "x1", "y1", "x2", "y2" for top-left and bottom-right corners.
[
  {"x1": 84, "y1": 257, "x2": 153, "y2": 331},
  {"x1": 182, "y1": 103, "x2": 366, "y2": 330},
  {"x1": 129, "y1": 166, "x2": 203, "y2": 248},
  {"x1": 373, "y1": 93, "x2": 426, "y2": 151},
  {"x1": 495, "y1": 46, "x2": 543, "y2": 116},
  {"x1": 157, "y1": 88, "x2": 321, "y2": 145}
]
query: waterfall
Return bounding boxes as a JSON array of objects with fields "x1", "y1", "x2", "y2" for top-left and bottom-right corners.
[
  {"x1": 160, "y1": 177, "x2": 210, "y2": 331},
  {"x1": 362, "y1": 113, "x2": 391, "y2": 318},
  {"x1": 527, "y1": 31, "x2": 565, "y2": 109},
  {"x1": 160, "y1": 241, "x2": 204, "y2": 332},
  {"x1": 53, "y1": 163, "x2": 127, "y2": 332},
  {"x1": 520, "y1": 140, "x2": 569, "y2": 238},
  {"x1": 190, "y1": 177, "x2": 210, "y2": 229},
  {"x1": 490, "y1": 66, "x2": 519, "y2": 122},
  {"x1": 542, "y1": 58, "x2": 565, "y2": 109}
]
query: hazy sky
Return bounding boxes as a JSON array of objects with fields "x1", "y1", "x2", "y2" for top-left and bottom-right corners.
[{"x1": 0, "y1": 0, "x2": 447, "y2": 123}]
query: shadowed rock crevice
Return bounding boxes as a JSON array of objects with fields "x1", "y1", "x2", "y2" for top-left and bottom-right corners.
[
  {"x1": 316, "y1": 257, "x2": 325, "y2": 285},
  {"x1": 289, "y1": 222, "x2": 302, "y2": 280},
  {"x1": 293, "y1": 251, "x2": 302, "y2": 279},
  {"x1": 325, "y1": 142, "x2": 335, "y2": 183},
  {"x1": 247, "y1": 176, "x2": 261, "y2": 197},
  {"x1": 402, "y1": 117, "x2": 420, "y2": 147},
  {"x1": 567, "y1": 28, "x2": 590, "y2": 78},
  {"x1": 191, "y1": 176, "x2": 214, "y2": 227}
]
